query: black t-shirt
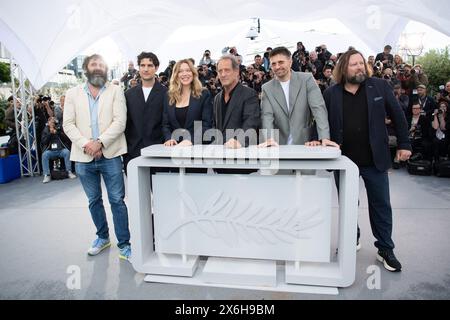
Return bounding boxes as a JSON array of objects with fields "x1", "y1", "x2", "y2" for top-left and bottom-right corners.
[
  {"x1": 221, "y1": 84, "x2": 237, "y2": 124},
  {"x1": 175, "y1": 105, "x2": 189, "y2": 128},
  {"x1": 342, "y1": 83, "x2": 374, "y2": 167}
]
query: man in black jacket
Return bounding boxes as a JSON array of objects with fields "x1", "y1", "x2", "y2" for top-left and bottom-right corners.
[
  {"x1": 317, "y1": 49, "x2": 411, "y2": 272},
  {"x1": 375, "y1": 45, "x2": 394, "y2": 70},
  {"x1": 41, "y1": 117, "x2": 75, "y2": 183},
  {"x1": 213, "y1": 55, "x2": 260, "y2": 149},
  {"x1": 124, "y1": 52, "x2": 167, "y2": 171}
]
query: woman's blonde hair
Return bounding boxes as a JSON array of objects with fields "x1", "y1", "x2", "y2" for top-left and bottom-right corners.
[{"x1": 168, "y1": 59, "x2": 203, "y2": 105}]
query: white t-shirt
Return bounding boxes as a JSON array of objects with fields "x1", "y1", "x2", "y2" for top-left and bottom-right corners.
[
  {"x1": 279, "y1": 80, "x2": 293, "y2": 145},
  {"x1": 142, "y1": 86, "x2": 152, "y2": 102},
  {"x1": 280, "y1": 80, "x2": 290, "y2": 111}
]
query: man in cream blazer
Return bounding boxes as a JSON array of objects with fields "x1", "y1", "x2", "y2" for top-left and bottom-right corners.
[
  {"x1": 63, "y1": 54, "x2": 131, "y2": 262},
  {"x1": 259, "y1": 46, "x2": 338, "y2": 148}
]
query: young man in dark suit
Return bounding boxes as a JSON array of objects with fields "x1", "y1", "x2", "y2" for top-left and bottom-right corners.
[{"x1": 124, "y1": 52, "x2": 167, "y2": 171}]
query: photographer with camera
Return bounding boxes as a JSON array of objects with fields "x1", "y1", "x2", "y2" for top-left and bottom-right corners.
[
  {"x1": 163, "y1": 60, "x2": 176, "y2": 82},
  {"x1": 120, "y1": 61, "x2": 137, "y2": 90},
  {"x1": 309, "y1": 51, "x2": 323, "y2": 79},
  {"x1": 375, "y1": 45, "x2": 394, "y2": 70},
  {"x1": 316, "y1": 44, "x2": 332, "y2": 65},
  {"x1": 372, "y1": 60, "x2": 384, "y2": 78},
  {"x1": 431, "y1": 100, "x2": 449, "y2": 161},
  {"x1": 317, "y1": 66, "x2": 335, "y2": 93},
  {"x1": 435, "y1": 81, "x2": 450, "y2": 104},
  {"x1": 41, "y1": 116, "x2": 76, "y2": 183},
  {"x1": 205, "y1": 77, "x2": 219, "y2": 97},
  {"x1": 382, "y1": 68, "x2": 399, "y2": 88},
  {"x1": 252, "y1": 54, "x2": 266, "y2": 73},
  {"x1": 198, "y1": 64, "x2": 213, "y2": 86},
  {"x1": 393, "y1": 84, "x2": 409, "y2": 115},
  {"x1": 416, "y1": 84, "x2": 436, "y2": 118},
  {"x1": 410, "y1": 64, "x2": 429, "y2": 87},
  {"x1": 406, "y1": 101, "x2": 432, "y2": 160},
  {"x1": 199, "y1": 49, "x2": 216, "y2": 67}
]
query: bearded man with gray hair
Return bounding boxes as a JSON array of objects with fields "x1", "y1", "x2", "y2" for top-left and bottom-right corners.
[{"x1": 63, "y1": 54, "x2": 132, "y2": 262}]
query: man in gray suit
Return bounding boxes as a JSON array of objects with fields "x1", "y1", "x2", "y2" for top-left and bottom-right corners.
[{"x1": 259, "y1": 46, "x2": 338, "y2": 147}]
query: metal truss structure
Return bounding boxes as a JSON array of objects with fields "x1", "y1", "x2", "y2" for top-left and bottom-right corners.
[{"x1": 9, "y1": 57, "x2": 40, "y2": 177}]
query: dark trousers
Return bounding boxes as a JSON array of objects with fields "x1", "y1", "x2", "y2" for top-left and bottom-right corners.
[{"x1": 335, "y1": 166, "x2": 395, "y2": 251}]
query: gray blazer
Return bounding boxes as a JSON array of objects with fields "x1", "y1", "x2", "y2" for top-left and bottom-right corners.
[{"x1": 261, "y1": 71, "x2": 330, "y2": 145}]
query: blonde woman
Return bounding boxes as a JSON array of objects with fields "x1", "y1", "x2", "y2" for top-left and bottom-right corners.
[{"x1": 163, "y1": 59, "x2": 213, "y2": 146}]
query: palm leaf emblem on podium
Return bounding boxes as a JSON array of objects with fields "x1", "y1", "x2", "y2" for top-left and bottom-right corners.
[{"x1": 160, "y1": 191, "x2": 324, "y2": 247}]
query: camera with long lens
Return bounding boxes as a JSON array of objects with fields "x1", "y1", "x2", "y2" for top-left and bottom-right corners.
[
  {"x1": 373, "y1": 61, "x2": 383, "y2": 73},
  {"x1": 410, "y1": 125, "x2": 423, "y2": 141}
]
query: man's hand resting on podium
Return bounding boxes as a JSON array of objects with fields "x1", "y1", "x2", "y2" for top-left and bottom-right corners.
[
  {"x1": 305, "y1": 139, "x2": 340, "y2": 148},
  {"x1": 224, "y1": 138, "x2": 242, "y2": 149},
  {"x1": 258, "y1": 138, "x2": 279, "y2": 148}
]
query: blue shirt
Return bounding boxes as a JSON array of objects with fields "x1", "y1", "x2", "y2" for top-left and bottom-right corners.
[{"x1": 84, "y1": 83, "x2": 106, "y2": 140}]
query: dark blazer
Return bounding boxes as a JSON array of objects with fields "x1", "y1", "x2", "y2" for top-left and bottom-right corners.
[
  {"x1": 124, "y1": 81, "x2": 167, "y2": 167},
  {"x1": 162, "y1": 89, "x2": 213, "y2": 144},
  {"x1": 213, "y1": 83, "x2": 260, "y2": 144},
  {"x1": 406, "y1": 114, "x2": 431, "y2": 140},
  {"x1": 323, "y1": 77, "x2": 411, "y2": 172}
]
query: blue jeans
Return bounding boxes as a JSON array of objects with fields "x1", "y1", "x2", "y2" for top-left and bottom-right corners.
[
  {"x1": 335, "y1": 166, "x2": 395, "y2": 251},
  {"x1": 42, "y1": 149, "x2": 71, "y2": 175},
  {"x1": 75, "y1": 156, "x2": 130, "y2": 248}
]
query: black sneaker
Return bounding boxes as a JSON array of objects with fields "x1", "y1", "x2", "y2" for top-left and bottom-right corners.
[{"x1": 377, "y1": 249, "x2": 402, "y2": 272}]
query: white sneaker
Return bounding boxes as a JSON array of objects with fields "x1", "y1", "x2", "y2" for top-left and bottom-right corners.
[
  {"x1": 87, "y1": 238, "x2": 111, "y2": 256},
  {"x1": 43, "y1": 175, "x2": 51, "y2": 183},
  {"x1": 68, "y1": 171, "x2": 77, "y2": 179}
]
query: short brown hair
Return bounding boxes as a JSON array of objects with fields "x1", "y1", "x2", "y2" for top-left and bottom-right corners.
[
  {"x1": 269, "y1": 46, "x2": 291, "y2": 59},
  {"x1": 332, "y1": 49, "x2": 372, "y2": 85}
]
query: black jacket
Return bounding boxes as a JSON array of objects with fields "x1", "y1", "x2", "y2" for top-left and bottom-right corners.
[
  {"x1": 41, "y1": 126, "x2": 71, "y2": 152},
  {"x1": 162, "y1": 90, "x2": 213, "y2": 144},
  {"x1": 324, "y1": 77, "x2": 411, "y2": 172},
  {"x1": 213, "y1": 83, "x2": 260, "y2": 145},
  {"x1": 124, "y1": 81, "x2": 167, "y2": 167},
  {"x1": 406, "y1": 114, "x2": 432, "y2": 141}
]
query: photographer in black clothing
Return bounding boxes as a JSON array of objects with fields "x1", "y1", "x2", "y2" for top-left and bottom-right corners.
[
  {"x1": 316, "y1": 44, "x2": 332, "y2": 65},
  {"x1": 375, "y1": 45, "x2": 394, "y2": 70},
  {"x1": 41, "y1": 117, "x2": 75, "y2": 183},
  {"x1": 431, "y1": 100, "x2": 449, "y2": 160},
  {"x1": 120, "y1": 61, "x2": 138, "y2": 89},
  {"x1": 407, "y1": 101, "x2": 432, "y2": 160}
]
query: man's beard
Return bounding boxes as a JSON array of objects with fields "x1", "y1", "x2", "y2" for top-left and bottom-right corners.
[
  {"x1": 86, "y1": 70, "x2": 107, "y2": 87},
  {"x1": 347, "y1": 72, "x2": 367, "y2": 84}
]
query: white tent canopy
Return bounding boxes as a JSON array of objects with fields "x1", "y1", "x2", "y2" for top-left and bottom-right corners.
[{"x1": 1, "y1": 0, "x2": 449, "y2": 89}]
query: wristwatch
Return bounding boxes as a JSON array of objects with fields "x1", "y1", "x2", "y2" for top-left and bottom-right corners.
[{"x1": 96, "y1": 139, "x2": 103, "y2": 147}]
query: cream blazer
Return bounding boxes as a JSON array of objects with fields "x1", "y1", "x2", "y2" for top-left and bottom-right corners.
[{"x1": 63, "y1": 82, "x2": 127, "y2": 162}]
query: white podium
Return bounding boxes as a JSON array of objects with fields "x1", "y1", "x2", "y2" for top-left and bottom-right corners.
[{"x1": 128, "y1": 145, "x2": 359, "y2": 294}]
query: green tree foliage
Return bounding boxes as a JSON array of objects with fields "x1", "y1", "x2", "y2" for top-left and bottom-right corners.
[
  {"x1": 0, "y1": 62, "x2": 11, "y2": 83},
  {"x1": 417, "y1": 47, "x2": 450, "y2": 94},
  {"x1": 0, "y1": 95, "x2": 8, "y2": 134}
]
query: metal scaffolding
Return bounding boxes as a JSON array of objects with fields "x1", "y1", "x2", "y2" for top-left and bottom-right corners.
[{"x1": 9, "y1": 57, "x2": 40, "y2": 177}]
